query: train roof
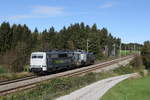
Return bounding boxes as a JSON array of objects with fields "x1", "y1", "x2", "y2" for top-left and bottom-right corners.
[
  {"x1": 31, "y1": 52, "x2": 46, "y2": 54},
  {"x1": 31, "y1": 50, "x2": 94, "y2": 55},
  {"x1": 46, "y1": 50, "x2": 73, "y2": 54}
]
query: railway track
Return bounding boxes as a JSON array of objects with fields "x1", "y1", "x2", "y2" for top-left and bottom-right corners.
[
  {"x1": 0, "y1": 55, "x2": 134, "y2": 96},
  {"x1": 63, "y1": 55, "x2": 133, "y2": 77},
  {"x1": 0, "y1": 75, "x2": 38, "y2": 86}
]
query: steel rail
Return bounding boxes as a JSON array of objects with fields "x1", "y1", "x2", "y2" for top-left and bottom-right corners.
[{"x1": 0, "y1": 75, "x2": 38, "y2": 86}]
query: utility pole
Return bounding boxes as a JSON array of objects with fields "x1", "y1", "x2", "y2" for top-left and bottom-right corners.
[
  {"x1": 125, "y1": 46, "x2": 126, "y2": 56},
  {"x1": 134, "y1": 44, "x2": 136, "y2": 54},
  {"x1": 86, "y1": 39, "x2": 89, "y2": 53},
  {"x1": 120, "y1": 43, "x2": 122, "y2": 58},
  {"x1": 119, "y1": 43, "x2": 122, "y2": 63},
  {"x1": 139, "y1": 46, "x2": 141, "y2": 55},
  {"x1": 105, "y1": 45, "x2": 108, "y2": 56},
  {"x1": 113, "y1": 44, "x2": 116, "y2": 56}
]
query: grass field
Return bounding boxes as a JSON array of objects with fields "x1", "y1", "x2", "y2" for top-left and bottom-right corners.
[
  {"x1": 120, "y1": 50, "x2": 140, "y2": 56},
  {"x1": 101, "y1": 76, "x2": 150, "y2": 100}
]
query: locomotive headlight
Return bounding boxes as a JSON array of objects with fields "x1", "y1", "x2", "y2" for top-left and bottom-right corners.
[{"x1": 42, "y1": 66, "x2": 47, "y2": 71}]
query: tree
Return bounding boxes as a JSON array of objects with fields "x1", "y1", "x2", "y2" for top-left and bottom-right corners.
[
  {"x1": 11, "y1": 24, "x2": 18, "y2": 48},
  {"x1": 0, "y1": 22, "x2": 11, "y2": 53},
  {"x1": 141, "y1": 41, "x2": 150, "y2": 69},
  {"x1": 41, "y1": 29, "x2": 49, "y2": 51},
  {"x1": 85, "y1": 25, "x2": 90, "y2": 32},
  {"x1": 31, "y1": 28, "x2": 39, "y2": 51},
  {"x1": 67, "y1": 40, "x2": 75, "y2": 50},
  {"x1": 91, "y1": 24, "x2": 97, "y2": 32}
]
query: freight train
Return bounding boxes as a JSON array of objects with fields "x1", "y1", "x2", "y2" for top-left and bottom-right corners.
[{"x1": 30, "y1": 50, "x2": 95, "y2": 74}]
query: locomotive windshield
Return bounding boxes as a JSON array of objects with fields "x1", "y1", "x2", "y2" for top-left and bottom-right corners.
[{"x1": 32, "y1": 54, "x2": 43, "y2": 59}]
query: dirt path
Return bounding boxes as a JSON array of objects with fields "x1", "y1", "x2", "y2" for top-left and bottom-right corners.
[{"x1": 56, "y1": 73, "x2": 137, "y2": 100}]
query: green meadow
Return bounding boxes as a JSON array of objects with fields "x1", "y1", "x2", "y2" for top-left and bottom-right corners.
[{"x1": 102, "y1": 76, "x2": 150, "y2": 100}]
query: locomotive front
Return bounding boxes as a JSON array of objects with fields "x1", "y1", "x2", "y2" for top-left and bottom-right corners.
[{"x1": 30, "y1": 52, "x2": 47, "y2": 73}]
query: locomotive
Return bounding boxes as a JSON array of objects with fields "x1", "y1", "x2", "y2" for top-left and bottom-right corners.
[{"x1": 30, "y1": 50, "x2": 95, "y2": 74}]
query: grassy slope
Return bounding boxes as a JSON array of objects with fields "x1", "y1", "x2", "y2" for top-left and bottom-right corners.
[
  {"x1": 0, "y1": 65, "x2": 135, "y2": 100},
  {"x1": 101, "y1": 76, "x2": 150, "y2": 100},
  {"x1": 0, "y1": 72, "x2": 114, "y2": 100}
]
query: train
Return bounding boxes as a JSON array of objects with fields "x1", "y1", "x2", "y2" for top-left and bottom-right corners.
[{"x1": 30, "y1": 50, "x2": 95, "y2": 74}]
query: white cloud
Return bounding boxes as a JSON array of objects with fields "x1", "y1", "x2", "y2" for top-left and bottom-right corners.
[
  {"x1": 32, "y1": 6, "x2": 64, "y2": 16},
  {"x1": 100, "y1": 2, "x2": 118, "y2": 9},
  {"x1": 7, "y1": 5, "x2": 65, "y2": 20},
  {"x1": 10, "y1": 15, "x2": 34, "y2": 20}
]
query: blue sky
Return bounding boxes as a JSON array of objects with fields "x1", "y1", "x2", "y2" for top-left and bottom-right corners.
[{"x1": 0, "y1": 0, "x2": 150, "y2": 44}]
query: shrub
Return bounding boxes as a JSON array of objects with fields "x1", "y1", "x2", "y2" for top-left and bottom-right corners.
[
  {"x1": 130, "y1": 55, "x2": 143, "y2": 69},
  {"x1": 141, "y1": 41, "x2": 150, "y2": 69},
  {"x1": 0, "y1": 65, "x2": 7, "y2": 73},
  {"x1": 113, "y1": 65, "x2": 134, "y2": 75}
]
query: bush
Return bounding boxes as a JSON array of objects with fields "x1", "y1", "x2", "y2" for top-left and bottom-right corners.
[
  {"x1": 0, "y1": 65, "x2": 7, "y2": 73},
  {"x1": 130, "y1": 55, "x2": 143, "y2": 69},
  {"x1": 11, "y1": 57, "x2": 25, "y2": 72},
  {"x1": 141, "y1": 41, "x2": 150, "y2": 69},
  {"x1": 113, "y1": 65, "x2": 134, "y2": 75},
  {"x1": 0, "y1": 49, "x2": 28, "y2": 73}
]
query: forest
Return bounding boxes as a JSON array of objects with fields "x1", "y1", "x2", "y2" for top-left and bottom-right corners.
[{"x1": 0, "y1": 22, "x2": 142, "y2": 72}]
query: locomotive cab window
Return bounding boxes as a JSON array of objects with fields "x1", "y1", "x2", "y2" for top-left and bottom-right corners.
[{"x1": 32, "y1": 54, "x2": 43, "y2": 59}]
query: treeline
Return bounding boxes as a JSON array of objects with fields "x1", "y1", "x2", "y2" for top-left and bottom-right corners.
[
  {"x1": 122, "y1": 43, "x2": 142, "y2": 51},
  {"x1": 0, "y1": 22, "x2": 121, "y2": 72}
]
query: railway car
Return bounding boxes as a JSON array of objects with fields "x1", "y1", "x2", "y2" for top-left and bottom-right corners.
[
  {"x1": 30, "y1": 50, "x2": 95, "y2": 74},
  {"x1": 30, "y1": 51, "x2": 73, "y2": 73},
  {"x1": 72, "y1": 51, "x2": 87, "y2": 66},
  {"x1": 86, "y1": 52, "x2": 95, "y2": 65}
]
